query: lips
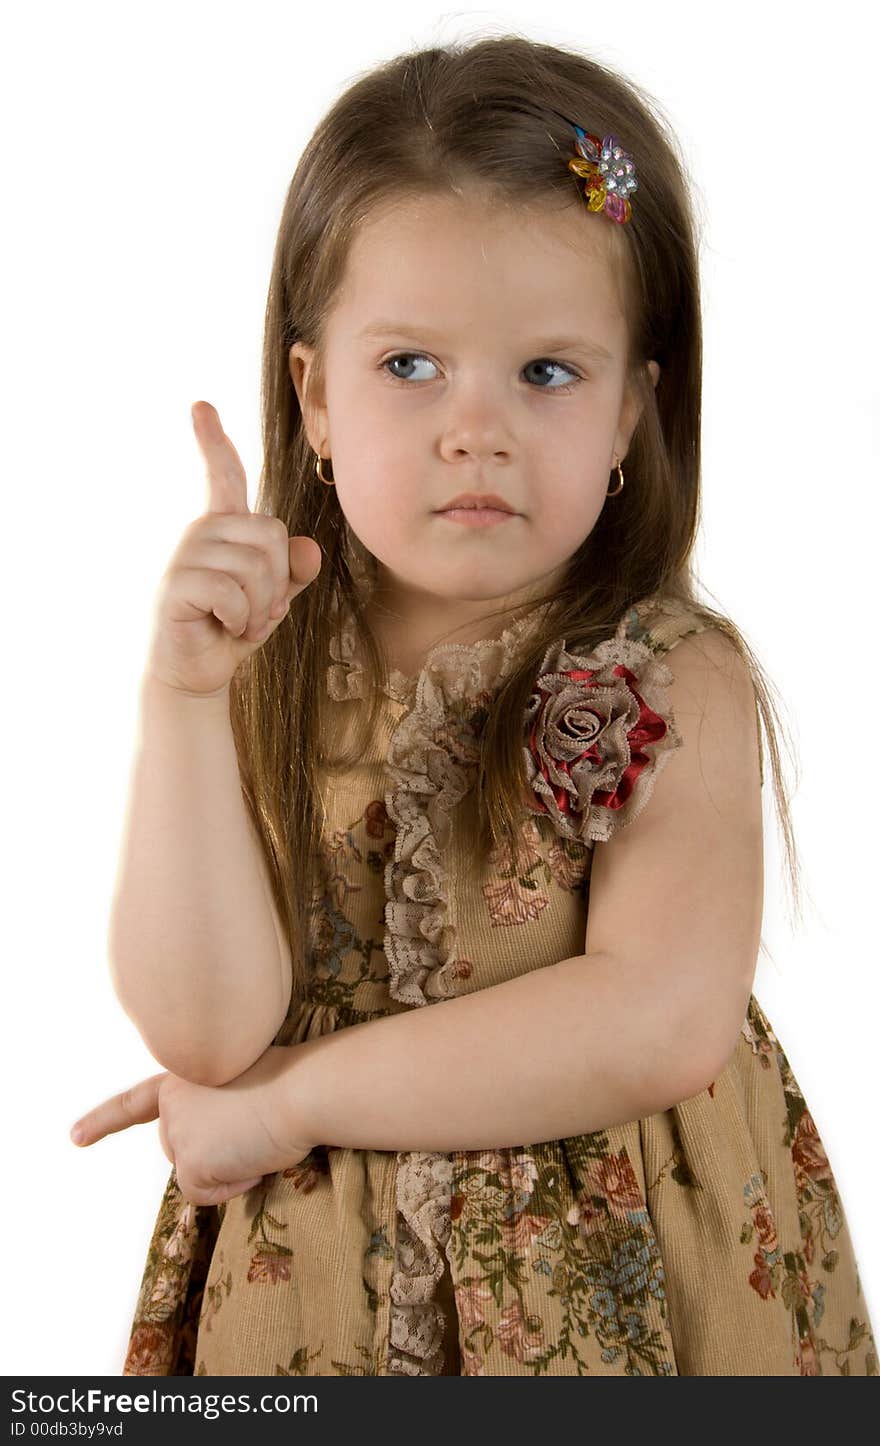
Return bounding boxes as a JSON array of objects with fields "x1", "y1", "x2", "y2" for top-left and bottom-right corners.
[
  {"x1": 436, "y1": 507, "x2": 517, "y2": 528},
  {"x1": 436, "y1": 493, "x2": 516, "y2": 513}
]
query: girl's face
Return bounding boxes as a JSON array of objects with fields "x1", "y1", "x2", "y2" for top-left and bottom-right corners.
[{"x1": 290, "y1": 190, "x2": 658, "y2": 641}]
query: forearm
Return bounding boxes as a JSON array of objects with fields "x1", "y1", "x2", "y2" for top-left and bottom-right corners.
[
  {"x1": 108, "y1": 677, "x2": 290, "y2": 1086},
  {"x1": 284, "y1": 951, "x2": 713, "y2": 1153}
]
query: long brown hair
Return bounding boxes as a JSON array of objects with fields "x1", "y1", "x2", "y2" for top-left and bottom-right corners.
[{"x1": 228, "y1": 33, "x2": 804, "y2": 1006}]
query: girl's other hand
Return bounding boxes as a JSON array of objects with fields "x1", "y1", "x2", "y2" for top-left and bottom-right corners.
[
  {"x1": 144, "y1": 401, "x2": 323, "y2": 700},
  {"x1": 68, "y1": 1046, "x2": 315, "y2": 1206}
]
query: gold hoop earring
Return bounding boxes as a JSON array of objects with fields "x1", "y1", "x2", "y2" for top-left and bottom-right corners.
[
  {"x1": 607, "y1": 457, "x2": 624, "y2": 496},
  {"x1": 315, "y1": 451, "x2": 334, "y2": 485}
]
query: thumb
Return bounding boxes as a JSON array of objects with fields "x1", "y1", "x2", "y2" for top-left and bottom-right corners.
[{"x1": 289, "y1": 536, "x2": 323, "y2": 591}]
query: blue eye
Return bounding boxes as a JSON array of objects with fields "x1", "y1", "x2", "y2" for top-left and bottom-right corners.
[
  {"x1": 523, "y1": 358, "x2": 580, "y2": 390},
  {"x1": 383, "y1": 353, "x2": 437, "y2": 384},
  {"x1": 381, "y1": 353, "x2": 581, "y2": 393}
]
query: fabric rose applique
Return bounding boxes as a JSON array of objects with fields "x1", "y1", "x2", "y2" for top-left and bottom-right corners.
[{"x1": 522, "y1": 633, "x2": 683, "y2": 845}]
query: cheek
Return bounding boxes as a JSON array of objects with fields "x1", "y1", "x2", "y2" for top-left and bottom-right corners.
[
  {"x1": 534, "y1": 463, "x2": 609, "y2": 543},
  {"x1": 329, "y1": 389, "x2": 413, "y2": 490},
  {"x1": 343, "y1": 382, "x2": 411, "y2": 456},
  {"x1": 335, "y1": 481, "x2": 381, "y2": 527},
  {"x1": 333, "y1": 470, "x2": 410, "y2": 552}
]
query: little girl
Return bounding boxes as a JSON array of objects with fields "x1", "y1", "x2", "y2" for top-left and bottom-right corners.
[{"x1": 70, "y1": 35, "x2": 876, "y2": 1376}]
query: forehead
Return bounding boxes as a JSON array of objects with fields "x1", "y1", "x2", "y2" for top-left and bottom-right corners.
[{"x1": 329, "y1": 190, "x2": 627, "y2": 340}]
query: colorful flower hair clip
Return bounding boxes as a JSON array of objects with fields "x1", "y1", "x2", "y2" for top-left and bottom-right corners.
[{"x1": 566, "y1": 125, "x2": 638, "y2": 225}]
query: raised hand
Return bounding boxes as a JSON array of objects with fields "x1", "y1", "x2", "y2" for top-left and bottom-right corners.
[{"x1": 144, "y1": 401, "x2": 322, "y2": 699}]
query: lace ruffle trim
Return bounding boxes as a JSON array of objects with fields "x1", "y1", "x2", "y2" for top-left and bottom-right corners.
[
  {"x1": 387, "y1": 1151, "x2": 454, "y2": 1375},
  {"x1": 380, "y1": 606, "x2": 553, "y2": 1006},
  {"x1": 326, "y1": 616, "x2": 416, "y2": 707}
]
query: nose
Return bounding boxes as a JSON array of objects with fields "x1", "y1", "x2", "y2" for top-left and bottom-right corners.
[{"x1": 439, "y1": 411, "x2": 512, "y2": 465}]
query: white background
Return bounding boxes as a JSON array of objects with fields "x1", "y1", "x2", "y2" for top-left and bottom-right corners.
[{"x1": 2, "y1": 0, "x2": 877, "y2": 1376}]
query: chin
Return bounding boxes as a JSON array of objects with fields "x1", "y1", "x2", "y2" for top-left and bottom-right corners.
[{"x1": 417, "y1": 574, "x2": 524, "y2": 601}]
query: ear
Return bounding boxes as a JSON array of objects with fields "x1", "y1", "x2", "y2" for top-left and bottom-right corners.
[
  {"x1": 614, "y1": 358, "x2": 660, "y2": 464},
  {"x1": 289, "y1": 342, "x2": 330, "y2": 456}
]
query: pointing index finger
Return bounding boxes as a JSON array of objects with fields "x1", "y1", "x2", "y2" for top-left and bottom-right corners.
[
  {"x1": 70, "y1": 1072, "x2": 166, "y2": 1145},
  {"x1": 192, "y1": 400, "x2": 250, "y2": 515}
]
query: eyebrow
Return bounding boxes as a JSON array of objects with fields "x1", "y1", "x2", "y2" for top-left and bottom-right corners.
[{"x1": 356, "y1": 321, "x2": 614, "y2": 363}]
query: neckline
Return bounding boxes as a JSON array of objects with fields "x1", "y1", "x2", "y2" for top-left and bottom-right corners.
[{"x1": 327, "y1": 598, "x2": 555, "y2": 707}]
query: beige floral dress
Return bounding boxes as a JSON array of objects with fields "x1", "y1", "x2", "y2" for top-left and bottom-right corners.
[{"x1": 122, "y1": 595, "x2": 877, "y2": 1377}]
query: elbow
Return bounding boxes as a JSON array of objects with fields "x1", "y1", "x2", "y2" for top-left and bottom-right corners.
[
  {"x1": 151, "y1": 1050, "x2": 227, "y2": 1088},
  {"x1": 117, "y1": 1013, "x2": 230, "y2": 1087},
  {"x1": 110, "y1": 988, "x2": 255, "y2": 1087},
  {"x1": 169, "y1": 1055, "x2": 243, "y2": 1089},
  {"x1": 617, "y1": 1010, "x2": 714, "y2": 1117},
  {"x1": 663, "y1": 1009, "x2": 746, "y2": 1107},
  {"x1": 658, "y1": 1056, "x2": 720, "y2": 1109},
  {"x1": 108, "y1": 957, "x2": 290, "y2": 1087},
  {"x1": 180, "y1": 1039, "x2": 291, "y2": 1088},
  {"x1": 139, "y1": 1036, "x2": 256, "y2": 1088},
  {"x1": 131, "y1": 1008, "x2": 286, "y2": 1089},
  {"x1": 147, "y1": 1029, "x2": 278, "y2": 1088}
]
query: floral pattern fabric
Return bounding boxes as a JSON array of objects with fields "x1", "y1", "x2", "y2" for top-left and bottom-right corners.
[{"x1": 122, "y1": 595, "x2": 876, "y2": 1376}]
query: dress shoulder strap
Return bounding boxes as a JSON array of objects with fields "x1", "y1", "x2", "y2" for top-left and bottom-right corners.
[
  {"x1": 620, "y1": 596, "x2": 711, "y2": 656},
  {"x1": 619, "y1": 596, "x2": 765, "y2": 789}
]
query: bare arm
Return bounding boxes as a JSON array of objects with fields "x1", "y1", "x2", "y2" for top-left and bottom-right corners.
[
  {"x1": 107, "y1": 676, "x2": 292, "y2": 1086},
  {"x1": 280, "y1": 949, "x2": 711, "y2": 1153}
]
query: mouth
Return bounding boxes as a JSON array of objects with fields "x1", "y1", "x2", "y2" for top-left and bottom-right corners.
[
  {"x1": 435, "y1": 507, "x2": 519, "y2": 527},
  {"x1": 435, "y1": 493, "x2": 518, "y2": 515}
]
